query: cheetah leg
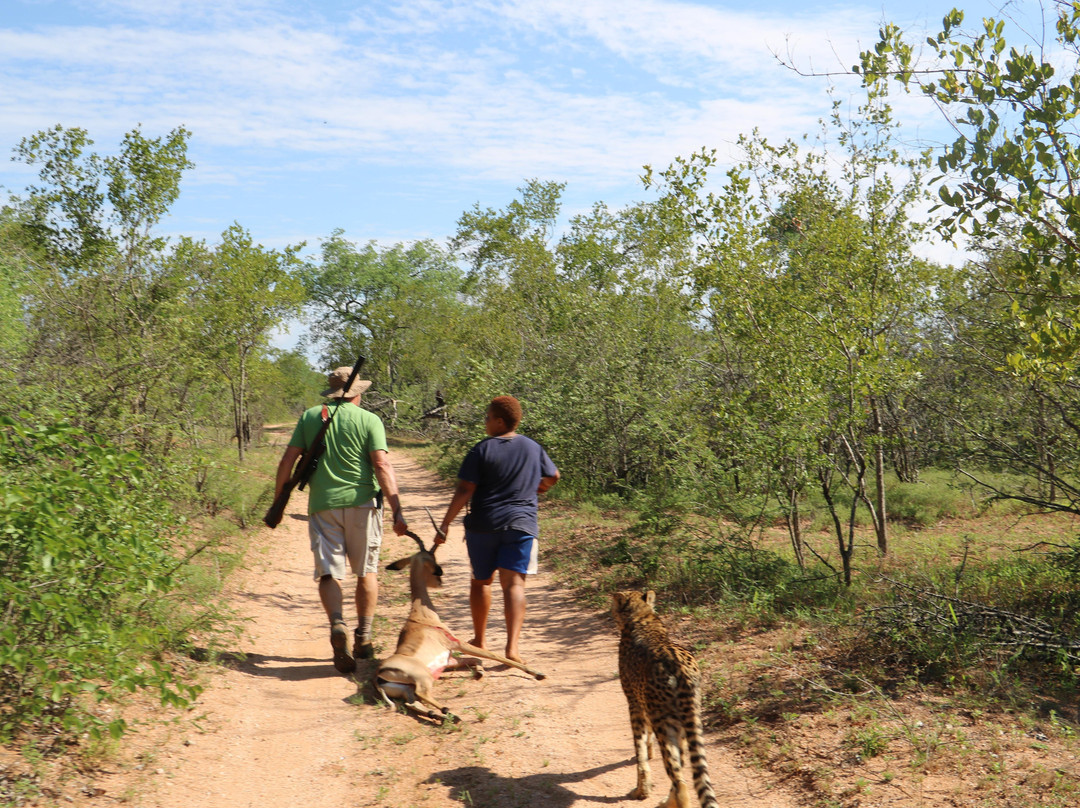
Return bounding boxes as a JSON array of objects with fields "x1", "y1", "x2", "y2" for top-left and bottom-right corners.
[
  {"x1": 656, "y1": 724, "x2": 694, "y2": 808},
  {"x1": 629, "y1": 709, "x2": 652, "y2": 800},
  {"x1": 659, "y1": 782, "x2": 694, "y2": 808}
]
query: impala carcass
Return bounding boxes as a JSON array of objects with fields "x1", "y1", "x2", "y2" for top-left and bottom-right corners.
[{"x1": 374, "y1": 532, "x2": 545, "y2": 720}]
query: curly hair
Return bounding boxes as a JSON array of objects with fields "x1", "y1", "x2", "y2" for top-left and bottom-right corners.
[{"x1": 488, "y1": 395, "x2": 522, "y2": 430}]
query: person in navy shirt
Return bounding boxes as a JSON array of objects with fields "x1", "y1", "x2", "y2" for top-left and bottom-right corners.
[{"x1": 436, "y1": 396, "x2": 559, "y2": 663}]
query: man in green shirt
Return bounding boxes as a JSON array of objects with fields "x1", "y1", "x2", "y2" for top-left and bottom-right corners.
[{"x1": 274, "y1": 367, "x2": 408, "y2": 673}]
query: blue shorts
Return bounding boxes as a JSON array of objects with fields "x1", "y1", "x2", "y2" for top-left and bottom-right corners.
[{"x1": 465, "y1": 529, "x2": 538, "y2": 581}]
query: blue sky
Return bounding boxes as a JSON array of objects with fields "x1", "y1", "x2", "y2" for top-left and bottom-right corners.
[{"x1": 0, "y1": 0, "x2": 1029, "y2": 349}]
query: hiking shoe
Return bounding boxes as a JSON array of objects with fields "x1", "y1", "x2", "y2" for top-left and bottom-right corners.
[
  {"x1": 330, "y1": 622, "x2": 355, "y2": 674},
  {"x1": 354, "y1": 629, "x2": 375, "y2": 660}
]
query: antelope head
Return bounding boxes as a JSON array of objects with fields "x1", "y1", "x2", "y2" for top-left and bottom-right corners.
[{"x1": 386, "y1": 530, "x2": 443, "y2": 591}]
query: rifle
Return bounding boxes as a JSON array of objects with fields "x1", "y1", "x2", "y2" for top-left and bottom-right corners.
[{"x1": 263, "y1": 355, "x2": 366, "y2": 529}]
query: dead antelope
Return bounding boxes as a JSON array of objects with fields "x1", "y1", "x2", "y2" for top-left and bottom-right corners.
[{"x1": 374, "y1": 531, "x2": 545, "y2": 720}]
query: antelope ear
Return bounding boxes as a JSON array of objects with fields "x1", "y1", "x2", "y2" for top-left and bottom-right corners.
[
  {"x1": 644, "y1": 590, "x2": 656, "y2": 608},
  {"x1": 386, "y1": 557, "x2": 412, "y2": 571}
]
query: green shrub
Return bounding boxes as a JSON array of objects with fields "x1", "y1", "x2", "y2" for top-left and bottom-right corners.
[
  {"x1": 859, "y1": 552, "x2": 1080, "y2": 688},
  {"x1": 885, "y1": 471, "x2": 972, "y2": 525},
  {"x1": 0, "y1": 413, "x2": 201, "y2": 745},
  {"x1": 196, "y1": 447, "x2": 277, "y2": 528},
  {"x1": 598, "y1": 512, "x2": 842, "y2": 619}
]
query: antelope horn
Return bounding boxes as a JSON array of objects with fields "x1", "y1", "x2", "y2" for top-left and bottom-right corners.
[
  {"x1": 404, "y1": 530, "x2": 426, "y2": 552},
  {"x1": 425, "y1": 506, "x2": 447, "y2": 543},
  {"x1": 423, "y1": 505, "x2": 444, "y2": 542},
  {"x1": 424, "y1": 506, "x2": 440, "y2": 532}
]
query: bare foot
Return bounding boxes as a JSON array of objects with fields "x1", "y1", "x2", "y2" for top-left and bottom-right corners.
[
  {"x1": 467, "y1": 637, "x2": 487, "y2": 649},
  {"x1": 505, "y1": 649, "x2": 525, "y2": 664}
]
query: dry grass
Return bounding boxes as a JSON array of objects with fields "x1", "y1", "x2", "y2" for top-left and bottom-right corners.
[{"x1": 542, "y1": 503, "x2": 1080, "y2": 807}]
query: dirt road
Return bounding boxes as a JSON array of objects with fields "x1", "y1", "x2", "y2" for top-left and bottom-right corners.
[{"x1": 79, "y1": 453, "x2": 797, "y2": 808}]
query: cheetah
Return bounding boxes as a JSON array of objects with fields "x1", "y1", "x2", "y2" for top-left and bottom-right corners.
[{"x1": 612, "y1": 589, "x2": 719, "y2": 808}]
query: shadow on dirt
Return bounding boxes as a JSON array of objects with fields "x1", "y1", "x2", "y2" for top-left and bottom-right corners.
[
  {"x1": 425, "y1": 761, "x2": 631, "y2": 807},
  {"x1": 200, "y1": 650, "x2": 347, "y2": 681},
  {"x1": 234, "y1": 578, "x2": 313, "y2": 611}
]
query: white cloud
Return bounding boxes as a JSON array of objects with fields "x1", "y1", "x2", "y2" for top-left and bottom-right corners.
[
  {"x1": 488, "y1": 0, "x2": 877, "y2": 84},
  {"x1": 0, "y1": 0, "x2": 878, "y2": 186},
  {"x1": 6, "y1": 0, "x2": 1026, "y2": 266}
]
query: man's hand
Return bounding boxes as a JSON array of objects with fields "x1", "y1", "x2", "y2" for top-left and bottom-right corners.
[
  {"x1": 436, "y1": 478, "x2": 477, "y2": 545},
  {"x1": 392, "y1": 509, "x2": 409, "y2": 536},
  {"x1": 275, "y1": 446, "x2": 304, "y2": 497}
]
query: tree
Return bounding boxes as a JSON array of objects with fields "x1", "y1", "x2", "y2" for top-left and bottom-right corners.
[
  {"x1": 650, "y1": 90, "x2": 939, "y2": 581},
  {"x1": 13, "y1": 124, "x2": 190, "y2": 277},
  {"x1": 262, "y1": 349, "x2": 325, "y2": 421},
  {"x1": 7, "y1": 125, "x2": 198, "y2": 452},
  {"x1": 302, "y1": 231, "x2": 466, "y2": 423},
  {"x1": 0, "y1": 211, "x2": 31, "y2": 369},
  {"x1": 857, "y1": 3, "x2": 1080, "y2": 517},
  {"x1": 859, "y1": 3, "x2": 1080, "y2": 378},
  {"x1": 914, "y1": 244, "x2": 1080, "y2": 515},
  {"x1": 447, "y1": 179, "x2": 565, "y2": 411},
  {"x1": 185, "y1": 224, "x2": 305, "y2": 461},
  {"x1": 539, "y1": 199, "x2": 704, "y2": 501},
  {"x1": 448, "y1": 181, "x2": 706, "y2": 503}
]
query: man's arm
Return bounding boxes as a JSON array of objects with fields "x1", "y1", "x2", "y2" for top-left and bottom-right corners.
[
  {"x1": 538, "y1": 468, "x2": 560, "y2": 495},
  {"x1": 275, "y1": 446, "x2": 304, "y2": 497},
  {"x1": 371, "y1": 449, "x2": 408, "y2": 535},
  {"x1": 436, "y1": 478, "x2": 477, "y2": 544}
]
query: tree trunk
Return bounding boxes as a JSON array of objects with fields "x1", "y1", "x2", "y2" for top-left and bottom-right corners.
[
  {"x1": 885, "y1": 395, "x2": 918, "y2": 483},
  {"x1": 786, "y1": 486, "x2": 805, "y2": 570},
  {"x1": 870, "y1": 396, "x2": 888, "y2": 555},
  {"x1": 820, "y1": 469, "x2": 853, "y2": 586},
  {"x1": 1035, "y1": 390, "x2": 1057, "y2": 502}
]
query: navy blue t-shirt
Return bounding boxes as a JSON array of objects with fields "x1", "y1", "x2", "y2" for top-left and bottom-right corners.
[{"x1": 459, "y1": 434, "x2": 558, "y2": 535}]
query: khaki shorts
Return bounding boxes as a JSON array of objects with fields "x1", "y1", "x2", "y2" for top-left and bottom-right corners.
[{"x1": 309, "y1": 503, "x2": 382, "y2": 579}]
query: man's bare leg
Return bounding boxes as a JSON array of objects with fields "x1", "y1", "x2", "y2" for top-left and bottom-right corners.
[
  {"x1": 470, "y1": 577, "x2": 493, "y2": 648},
  {"x1": 354, "y1": 572, "x2": 377, "y2": 622},
  {"x1": 320, "y1": 575, "x2": 355, "y2": 672},
  {"x1": 319, "y1": 575, "x2": 345, "y2": 623},
  {"x1": 354, "y1": 572, "x2": 378, "y2": 656},
  {"x1": 499, "y1": 568, "x2": 527, "y2": 663}
]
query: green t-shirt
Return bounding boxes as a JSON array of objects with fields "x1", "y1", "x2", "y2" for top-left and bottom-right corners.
[{"x1": 288, "y1": 401, "x2": 389, "y2": 514}]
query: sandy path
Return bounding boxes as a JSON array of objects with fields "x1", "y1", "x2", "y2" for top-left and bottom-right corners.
[{"x1": 84, "y1": 454, "x2": 797, "y2": 808}]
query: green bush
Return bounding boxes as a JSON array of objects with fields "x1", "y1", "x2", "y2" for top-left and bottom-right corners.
[
  {"x1": 885, "y1": 471, "x2": 972, "y2": 526},
  {"x1": 597, "y1": 512, "x2": 839, "y2": 619},
  {"x1": 0, "y1": 413, "x2": 201, "y2": 745},
  {"x1": 196, "y1": 446, "x2": 277, "y2": 528},
  {"x1": 859, "y1": 552, "x2": 1080, "y2": 688}
]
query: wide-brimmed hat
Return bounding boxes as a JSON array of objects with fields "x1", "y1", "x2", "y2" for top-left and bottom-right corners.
[{"x1": 322, "y1": 367, "x2": 373, "y2": 398}]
